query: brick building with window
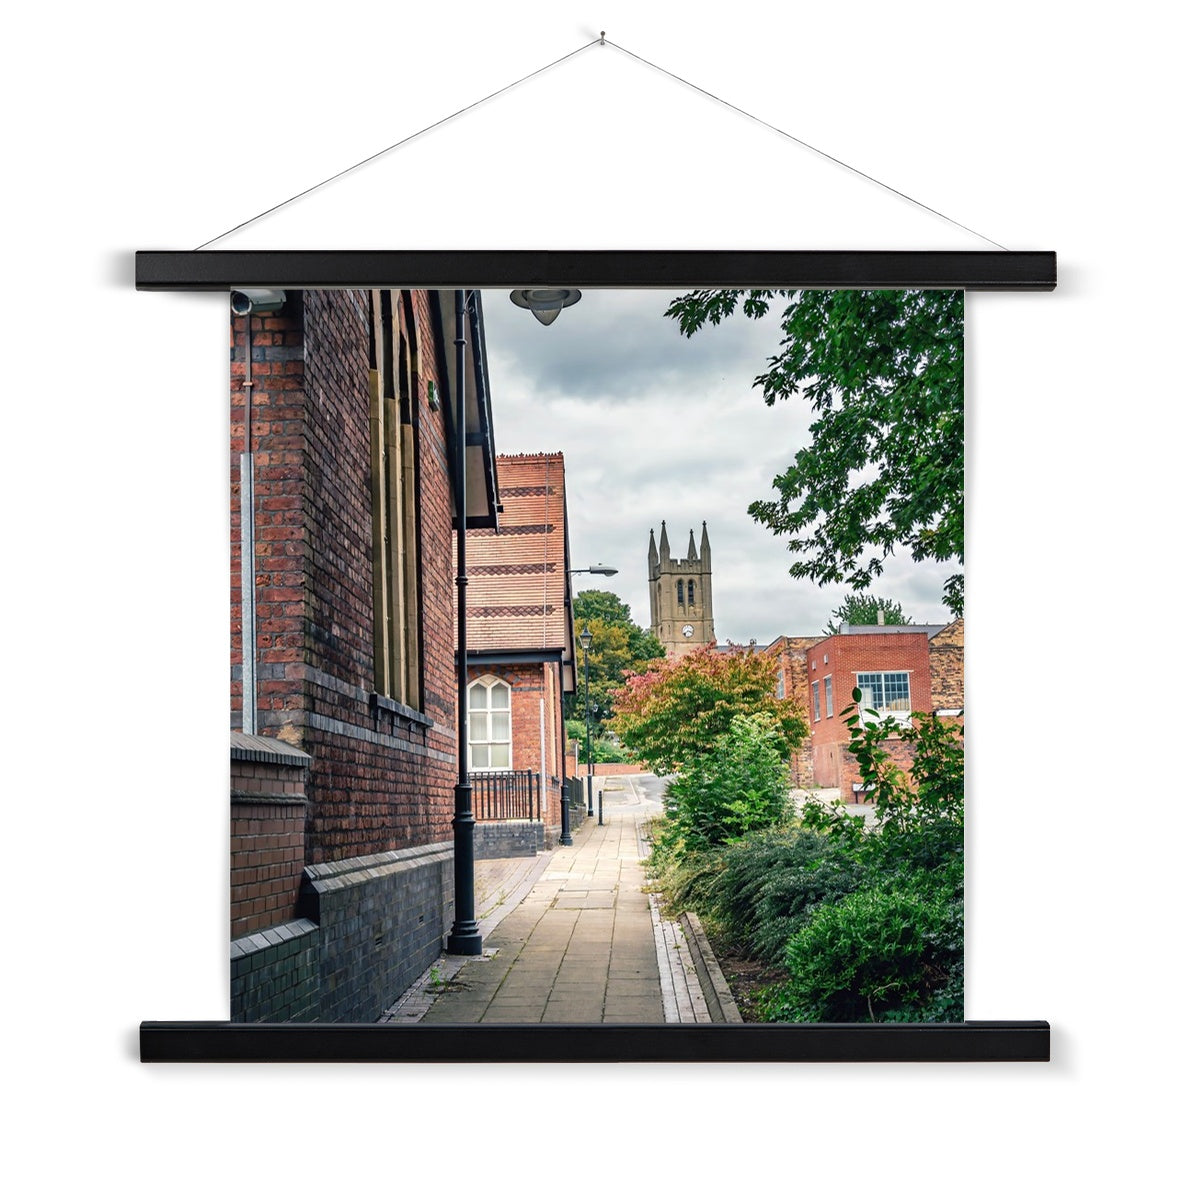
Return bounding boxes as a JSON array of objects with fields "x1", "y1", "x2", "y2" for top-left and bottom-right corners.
[
  {"x1": 769, "y1": 622, "x2": 963, "y2": 801},
  {"x1": 458, "y1": 453, "x2": 578, "y2": 855},
  {"x1": 228, "y1": 288, "x2": 499, "y2": 1022}
]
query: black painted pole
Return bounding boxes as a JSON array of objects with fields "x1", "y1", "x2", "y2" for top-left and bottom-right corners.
[
  {"x1": 446, "y1": 288, "x2": 482, "y2": 956},
  {"x1": 584, "y1": 645, "x2": 594, "y2": 817}
]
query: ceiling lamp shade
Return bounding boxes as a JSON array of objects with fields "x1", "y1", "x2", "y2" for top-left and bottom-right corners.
[{"x1": 509, "y1": 287, "x2": 583, "y2": 325}]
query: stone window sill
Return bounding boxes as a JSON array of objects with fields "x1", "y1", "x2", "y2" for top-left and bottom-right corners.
[{"x1": 370, "y1": 693, "x2": 434, "y2": 730}]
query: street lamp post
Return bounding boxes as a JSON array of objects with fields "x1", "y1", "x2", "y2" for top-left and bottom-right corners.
[
  {"x1": 446, "y1": 288, "x2": 481, "y2": 956},
  {"x1": 579, "y1": 626, "x2": 594, "y2": 817}
]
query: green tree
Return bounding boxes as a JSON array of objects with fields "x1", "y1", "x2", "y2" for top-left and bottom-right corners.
[
  {"x1": 612, "y1": 645, "x2": 807, "y2": 775},
  {"x1": 568, "y1": 590, "x2": 664, "y2": 729},
  {"x1": 665, "y1": 713, "x2": 795, "y2": 850},
  {"x1": 822, "y1": 592, "x2": 912, "y2": 636},
  {"x1": 665, "y1": 289, "x2": 964, "y2": 616}
]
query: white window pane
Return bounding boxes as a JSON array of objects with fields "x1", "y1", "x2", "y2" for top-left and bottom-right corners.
[
  {"x1": 491, "y1": 712, "x2": 510, "y2": 740},
  {"x1": 468, "y1": 682, "x2": 488, "y2": 708},
  {"x1": 488, "y1": 683, "x2": 510, "y2": 712},
  {"x1": 469, "y1": 713, "x2": 488, "y2": 741},
  {"x1": 491, "y1": 744, "x2": 510, "y2": 769},
  {"x1": 470, "y1": 744, "x2": 490, "y2": 768}
]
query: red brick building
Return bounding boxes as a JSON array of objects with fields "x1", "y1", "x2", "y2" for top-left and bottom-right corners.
[
  {"x1": 770, "y1": 622, "x2": 963, "y2": 801},
  {"x1": 228, "y1": 288, "x2": 499, "y2": 1022},
  {"x1": 459, "y1": 453, "x2": 579, "y2": 851}
]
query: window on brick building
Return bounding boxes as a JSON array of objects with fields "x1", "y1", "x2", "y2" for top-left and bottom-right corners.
[
  {"x1": 777, "y1": 668, "x2": 785, "y2": 699},
  {"x1": 856, "y1": 671, "x2": 911, "y2": 723},
  {"x1": 370, "y1": 290, "x2": 421, "y2": 707},
  {"x1": 811, "y1": 680, "x2": 821, "y2": 721},
  {"x1": 468, "y1": 675, "x2": 512, "y2": 769},
  {"x1": 824, "y1": 675, "x2": 833, "y2": 718}
]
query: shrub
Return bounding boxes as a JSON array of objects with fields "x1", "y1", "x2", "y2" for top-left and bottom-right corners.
[
  {"x1": 709, "y1": 827, "x2": 866, "y2": 963},
  {"x1": 643, "y1": 822, "x2": 724, "y2": 918},
  {"x1": 664, "y1": 713, "x2": 794, "y2": 850},
  {"x1": 766, "y1": 884, "x2": 964, "y2": 1023}
]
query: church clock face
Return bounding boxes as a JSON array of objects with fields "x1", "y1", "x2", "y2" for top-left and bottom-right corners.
[{"x1": 682, "y1": 624, "x2": 694, "y2": 638}]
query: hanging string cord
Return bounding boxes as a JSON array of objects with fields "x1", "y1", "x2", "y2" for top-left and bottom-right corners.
[
  {"x1": 195, "y1": 32, "x2": 1005, "y2": 253},
  {"x1": 603, "y1": 37, "x2": 1009, "y2": 252},
  {"x1": 194, "y1": 37, "x2": 603, "y2": 250}
]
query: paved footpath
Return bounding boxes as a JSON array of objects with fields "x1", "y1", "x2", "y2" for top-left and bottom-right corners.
[{"x1": 381, "y1": 774, "x2": 710, "y2": 1024}]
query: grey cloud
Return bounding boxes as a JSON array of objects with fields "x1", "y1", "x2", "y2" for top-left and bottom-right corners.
[{"x1": 482, "y1": 288, "x2": 953, "y2": 642}]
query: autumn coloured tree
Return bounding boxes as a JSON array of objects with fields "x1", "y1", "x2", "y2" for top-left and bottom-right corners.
[{"x1": 611, "y1": 645, "x2": 807, "y2": 775}]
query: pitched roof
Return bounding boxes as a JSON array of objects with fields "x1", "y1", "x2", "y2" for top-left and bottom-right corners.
[{"x1": 457, "y1": 453, "x2": 573, "y2": 654}]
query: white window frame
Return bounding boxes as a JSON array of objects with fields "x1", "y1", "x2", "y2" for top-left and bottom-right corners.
[
  {"x1": 811, "y1": 680, "x2": 821, "y2": 721},
  {"x1": 467, "y1": 674, "x2": 512, "y2": 770},
  {"x1": 856, "y1": 670, "x2": 911, "y2": 725},
  {"x1": 824, "y1": 675, "x2": 834, "y2": 718}
]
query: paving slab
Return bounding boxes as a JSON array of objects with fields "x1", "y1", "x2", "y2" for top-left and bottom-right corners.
[{"x1": 381, "y1": 773, "x2": 722, "y2": 1025}]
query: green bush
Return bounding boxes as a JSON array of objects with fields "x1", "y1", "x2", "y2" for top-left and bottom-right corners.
[
  {"x1": 665, "y1": 713, "x2": 793, "y2": 850},
  {"x1": 766, "y1": 884, "x2": 964, "y2": 1023},
  {"x1": 709, "y1": 827, "x2": 866, "y2": 964}
]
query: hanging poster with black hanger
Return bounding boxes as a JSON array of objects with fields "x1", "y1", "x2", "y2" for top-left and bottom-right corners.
[{"x1": 134, "y1": 34, "x2": 1052, "y2": 1062}]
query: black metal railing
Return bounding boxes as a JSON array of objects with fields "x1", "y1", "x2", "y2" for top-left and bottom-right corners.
[
  {"x1": 471, "y1": 769, "x2": 541, "y2": 822},
  {"x1": 564, "y1": 776, "x2": 584, "y2": 810}
]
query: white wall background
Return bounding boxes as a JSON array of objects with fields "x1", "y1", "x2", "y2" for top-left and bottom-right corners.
[{"x1": 4, "y1": 2, "x2": 1194, "y2": 1194}]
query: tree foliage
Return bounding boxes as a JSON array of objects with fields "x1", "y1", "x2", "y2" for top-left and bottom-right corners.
[
  {"x1": 664, "y1": 713, "x2": 794, "y2": 850},
  {"x1": 822, "y1": 592, "x2": 912, "y2": 636},
  {"x1": 665, "y1": 289, "x2": 964, "y2": 616},
  {"x1": 611, "y1": 645, "x2": 807, "y2": 775},
  {"x1": 568, "y1": 590, "x2": 664, "y2": 728}
]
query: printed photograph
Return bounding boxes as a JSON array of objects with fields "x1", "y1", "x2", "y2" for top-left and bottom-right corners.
[{"x1": 229, "y1": 284, "x2": 965, "y2": 1025}]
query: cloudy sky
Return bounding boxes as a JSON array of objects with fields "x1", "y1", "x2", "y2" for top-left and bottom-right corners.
[{"x1": 480, "y1": 287, "x2": 954, "y2": 642}]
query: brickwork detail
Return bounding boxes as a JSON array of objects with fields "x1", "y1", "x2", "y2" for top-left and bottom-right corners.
[
  {"x1": 476, "y1": 821, "x2": 545, "y2": 859},
  {"x1": 929, "y1": 618, "x2": 965, "y2": 710},
  {"x1": 230, "y1": 919, "x2": 320, "y2": 1022},
  {"x1": 300, "y1": 844, "x2": 454, "y2": 1023}
]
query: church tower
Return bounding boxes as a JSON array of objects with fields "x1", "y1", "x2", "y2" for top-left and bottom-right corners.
[{"x1": 648, "y1": 520, "x2": 715, "y2": 656}]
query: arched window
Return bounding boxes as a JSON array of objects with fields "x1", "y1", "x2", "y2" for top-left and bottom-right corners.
[
  {"x1": 687, "y1": 579, "x2": 695, "y2": 607},
  {"x1": 467, "y1": 674, "x2": 512, "y2": 769},
  {"x1": 676, "y1": 580, "x2": 684, "y2": 607}
]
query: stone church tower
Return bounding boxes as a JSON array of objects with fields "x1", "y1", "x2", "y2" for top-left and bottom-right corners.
[{"x1": 648, "y1": 521, "x2": 715, "y2": 656}]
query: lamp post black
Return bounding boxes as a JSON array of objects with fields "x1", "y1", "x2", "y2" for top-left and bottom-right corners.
[
  {"x1": 579, "y1": 625, "x2": 594, "y2": 817},
  {"x1": 446, "y1": 288, "x2": 482, "y2": 957}
]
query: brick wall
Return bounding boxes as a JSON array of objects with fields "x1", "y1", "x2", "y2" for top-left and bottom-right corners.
[
  {"x1": 229, "y1": 289, "x2": 465, "y2": 1021},
  {"x1": 230, "y1": 919, "x2": 320, "y2": 1022},
  {"x1": 467, "y1": 659, "x2": 565, "y2": 831},
  {"x1": 805, "y1": 630, "x2": 934, "y2": 800},
  {"x1": 230, "y1": 735, "x2": 310, "y2": 939},
  {"x1": 300, "y1": 844, "x2": 454, "y2": 1023},
  {"x1": 231, "y1": 291, "x2": 458, "y2": 865},
  {"x1": 767, "y1": 636, "x2": 822, "y2": 787},
  {"x1": 929, "y1": 618, "x2": 965, "y2": 710},
  {"x1": 476, "y1": 821, "x2": 545, "y2": 858}
]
